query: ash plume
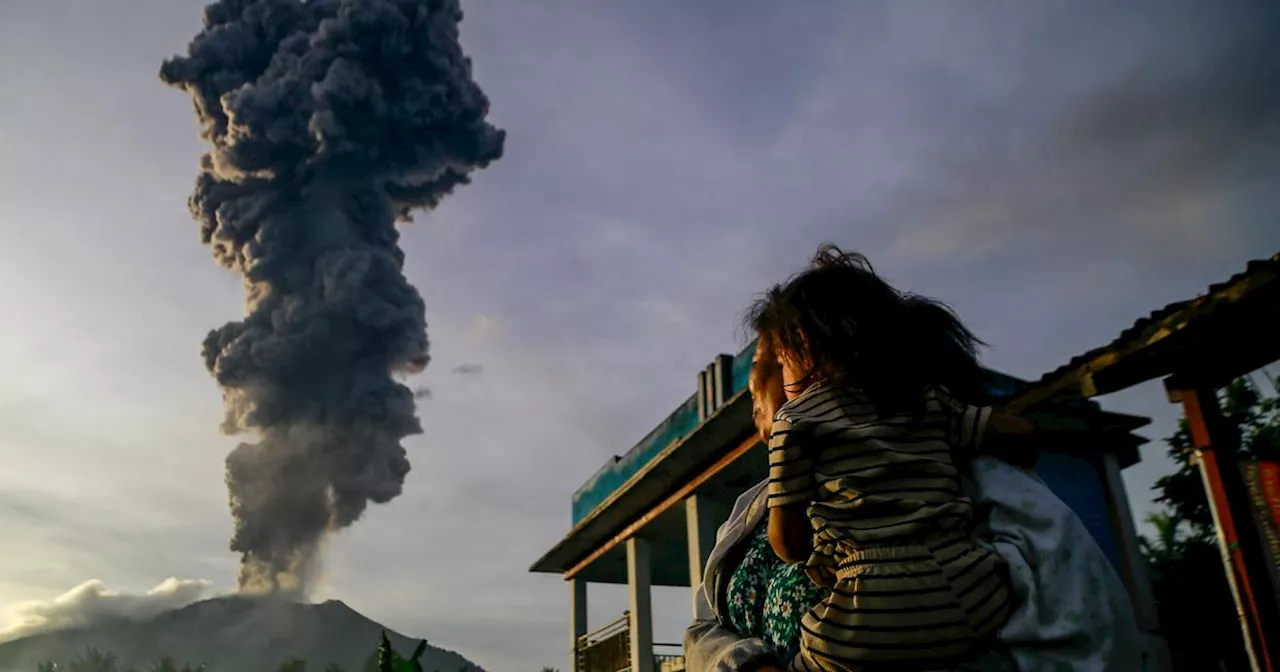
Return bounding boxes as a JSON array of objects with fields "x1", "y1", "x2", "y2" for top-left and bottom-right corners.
[{"x1": 160, "y1": 0, "x2": 504, "y2": 596}]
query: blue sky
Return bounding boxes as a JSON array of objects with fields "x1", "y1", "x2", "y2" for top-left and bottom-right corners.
[{"x1": 1, "y1": 1, "x2": 1279, "y2": 670}]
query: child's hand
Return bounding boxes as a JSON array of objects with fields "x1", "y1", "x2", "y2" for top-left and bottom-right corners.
[{"x1": 983, "y1": 412, "x2": 1040, "y2": 468}]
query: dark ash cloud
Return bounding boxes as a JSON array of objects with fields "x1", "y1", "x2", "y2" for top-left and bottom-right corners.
[{"x1": 159, "y1": 0, "x2": 504, "y2": 596}]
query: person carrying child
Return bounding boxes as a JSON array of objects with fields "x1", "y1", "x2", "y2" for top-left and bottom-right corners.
[{"x1": 747, "y1": 244, "x2": 1043, "y2": 672}]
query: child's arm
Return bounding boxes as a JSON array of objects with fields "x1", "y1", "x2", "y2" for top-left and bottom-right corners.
[
  {"x1": 768, "y1": 504, "x2": 812, "y2": 565},
  {"x1": 933, "y1": 387, "x2": 1040, "y2": 468},
  {"x1": 765, "y1": 415, "x2": 816, "y2": 564}
]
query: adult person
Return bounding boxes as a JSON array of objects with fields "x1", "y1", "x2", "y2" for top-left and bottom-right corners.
[{"x1": 683, "y1": 339, "x2": 1145, "y2": 672}]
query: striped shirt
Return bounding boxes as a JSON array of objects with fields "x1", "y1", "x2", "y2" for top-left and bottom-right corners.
[{"x1": 766, "y1": 383, "x2": 993, "y2": 550}]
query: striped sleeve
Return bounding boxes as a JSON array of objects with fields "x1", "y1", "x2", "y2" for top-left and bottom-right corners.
[
  {"x1": 766, "y1": 415, "x2": 815, "y2": 508},
  {"x1": 932, "y1": 386, "x2": 993, "y2": 456}
]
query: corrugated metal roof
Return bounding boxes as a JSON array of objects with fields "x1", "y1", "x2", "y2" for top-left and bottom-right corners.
[{"x1": 1016, "y1": 252, "x2": 1280, "y2": 407}]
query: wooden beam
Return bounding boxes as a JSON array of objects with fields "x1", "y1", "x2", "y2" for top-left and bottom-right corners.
[
  {"x1": 565, "y1": 432, "x2": 759, "y2": 581},
  {"x1": 1009, "y1": 261, "x2": 1279, "y2": 413}
]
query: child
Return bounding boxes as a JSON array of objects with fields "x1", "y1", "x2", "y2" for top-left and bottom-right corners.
[{"x1": 748, "y1": 244, "x2": 1036, "y2": 672}]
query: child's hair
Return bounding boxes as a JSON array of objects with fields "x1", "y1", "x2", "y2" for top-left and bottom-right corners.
[{"x1": 744, "y1": 243, "x2": 989, "y2": 411}]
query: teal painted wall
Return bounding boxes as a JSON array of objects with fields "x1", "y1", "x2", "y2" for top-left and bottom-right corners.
[
  {"x1": 571, "y1": 393, "x2": 701, "y2": 524},
  {"x1": 571, "y1": 341, "x2": 756, "y2": 525}
]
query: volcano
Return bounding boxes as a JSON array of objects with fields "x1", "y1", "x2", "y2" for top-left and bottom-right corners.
[{"x1": 0, "y1": 596, "x2": 481, "y2": 672}]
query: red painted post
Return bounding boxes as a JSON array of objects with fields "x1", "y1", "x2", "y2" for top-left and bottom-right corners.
[{"x1": 1171, "y1": 383, "x2": 1279, "y2": 672}]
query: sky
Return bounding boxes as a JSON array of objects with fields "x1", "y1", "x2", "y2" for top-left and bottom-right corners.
[{"x1": 1, "y1": 0, "x2": 1279, "y2": 670}]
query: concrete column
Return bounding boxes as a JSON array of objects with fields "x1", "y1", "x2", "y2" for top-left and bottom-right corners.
[
  {"x1": 696, "y1": 370, "x2": 709, "y2": 422},
  {"x1": 1100, "y1": 452, "x2": 1173, "y2": 672},
  {"x1": 627, "y1": 537, "x2": 655, "y2": 672},
  {"x1": 686, "y1": 494, "x2": 726, "y2": 616},
  {"x1": 570, "y1": 578, "x2": 587, "y2": 672},
  {"x1": 711, "y1": 355, "x2": 728, "y2": 409}
]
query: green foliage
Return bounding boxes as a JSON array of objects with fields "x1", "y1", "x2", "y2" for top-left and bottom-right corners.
[
  {"x1": 33, "y1": 649, "x2": 204, "y2": 672},
  {"x1": 68, "y1": 648, "x2": 118, "y2": 672},
  {"x1": 1142, "y1": 374, "x2": 1280, "y2": 672},
  {"x1": 376, "y1": 631, "x2": 396, "y2": 672},
  {"x1": 148, "y1": 657, "x2": 184, "y2": 672},
  {"x1": 1152, "y1": 376, "x2": 1280, "y2": 539},
  {"x1": 277, "y1": 660, "x2": 307, "y2": 672}
]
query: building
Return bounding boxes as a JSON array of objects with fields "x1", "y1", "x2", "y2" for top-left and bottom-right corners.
[{"x1": 530, "y1": 342, "x2": 1167, "y2": 672}]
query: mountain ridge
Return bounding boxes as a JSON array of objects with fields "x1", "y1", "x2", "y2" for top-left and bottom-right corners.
[{"x1": 0, "y1": 595, "x2": 481, "y2": 672}]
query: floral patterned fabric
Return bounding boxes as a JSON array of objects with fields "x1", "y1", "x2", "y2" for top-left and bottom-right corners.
[{"x1": 725, "y1": 524, "x2": 828, "y2": 663}]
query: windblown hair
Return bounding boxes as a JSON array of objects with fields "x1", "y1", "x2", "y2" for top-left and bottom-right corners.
[{"x1": 745, "y1": 243, "x2": 989, "y2": 411}]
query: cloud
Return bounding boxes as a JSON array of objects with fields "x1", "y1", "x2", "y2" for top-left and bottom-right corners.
[
  {"x1": 451, "y1": 363, "x2": 484, "y2": 376},
  {"x1": 878, "y1": 1, "x2": 1280, "y2": 266},
  {"x1": 0, "y1": 578, "x2": 217, "y2": 643}
]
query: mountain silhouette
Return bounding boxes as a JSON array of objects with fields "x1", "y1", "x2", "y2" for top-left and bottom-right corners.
[{"x1": 0, "y1": 595, "x2": 481, "y2": 672}]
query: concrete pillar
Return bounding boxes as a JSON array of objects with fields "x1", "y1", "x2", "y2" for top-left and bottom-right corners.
[
  {"x1": 570, "y1": 578, "x2": 587, "y2": 672},
  {"x1": 711, "y1": 355, "x2": 731, "y2": 409},
  {"x1": 697, "y1": 370, "x2": 709, "y2": 422},
  {"x1": 686, "y1": 493, "x2": 726, "y2": 616},
  {"x1": 627, "y1": 537, "x2": 655, "y2": 672},
  {"x1": 1100, "y1": 452, "x2": 1173, "y2": 672}
]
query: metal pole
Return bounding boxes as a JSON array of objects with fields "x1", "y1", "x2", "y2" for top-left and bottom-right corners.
[{"x1": 1169, "y1": 381, "x2": 1280, "y2": 672}]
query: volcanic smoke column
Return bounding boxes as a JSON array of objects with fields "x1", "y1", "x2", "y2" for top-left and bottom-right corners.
[{"x1": 160, "y1": 0, "x2": 504, "y2": 595}]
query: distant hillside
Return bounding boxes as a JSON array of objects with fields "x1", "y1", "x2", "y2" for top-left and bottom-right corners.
[{"x1": 0, "y1": 596, "x2": 481, "y2": 672}]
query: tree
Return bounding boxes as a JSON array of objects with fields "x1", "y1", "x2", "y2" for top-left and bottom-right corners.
[
  {"x1": 1152, "y1": 375, "x2": 1280, "y2": 536},
  {"x1": 376, "y1": 631, "x2": 398, "y2": 672},
  {"x1": 67, "y1": 648, "x2": 118, "y2": 672},
  {"x1": 1142, "y1": 375, "x2": 1280, "y2": 672},
  {"x1": 277, "y1": 660, "x2": 307, "y2": 672},
  {"x1": 148, "y1": 656, "x2": 180, "y2": 672}
]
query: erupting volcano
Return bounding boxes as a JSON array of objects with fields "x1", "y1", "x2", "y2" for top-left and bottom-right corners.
[{"x1": 159, "y1": 0, "x2": 505, "y2": 596}]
